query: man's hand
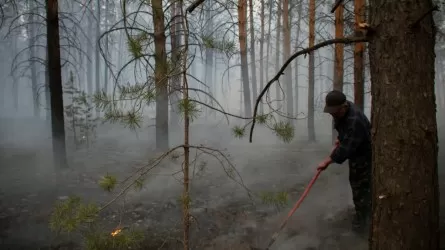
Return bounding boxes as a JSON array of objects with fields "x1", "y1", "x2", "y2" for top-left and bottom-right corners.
[
  {"x1": 317, "y1": 157, "x2": 333, "y2": 171},
  {"x1": 335, "y1": 139, "x2": 340, "y2": 147},
  {"x1": 318, "y1": 141, "x2": 339, "y2": 171}
]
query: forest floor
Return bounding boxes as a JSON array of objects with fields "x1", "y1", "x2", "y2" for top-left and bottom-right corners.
[{"x1": 0, "y1": 118, "x2": 444, "y2": 250}]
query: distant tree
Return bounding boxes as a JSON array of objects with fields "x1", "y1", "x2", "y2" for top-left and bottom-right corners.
[
  {"x1": 307, "y1": 0, "x2": 316, "y2": 141},
  {"x1": 46, "y1": 0, "x2": 68, "y2": 168},
  {"x1": 238, "y1": 0, "x2": 252, "y2": 118},
  {"x1": 282, "y1": 0, "x2": 292, "y2": 121},
  {"x1": 332, "y1": 2, "x2": 344, "y2": 143},
  {"x1": 353, "y1": 0, "x2": 365, "y2": 111}
]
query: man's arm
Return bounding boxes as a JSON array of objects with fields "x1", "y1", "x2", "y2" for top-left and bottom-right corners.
[{"x1": 330, "y1": 118, "x2": 364, "y2": 164}]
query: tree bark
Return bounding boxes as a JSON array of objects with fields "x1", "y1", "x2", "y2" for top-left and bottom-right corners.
[
  {"x1": 282, "y1": 0, "x2": 292, "y2": 121},
  {"x1": 353, "y1": 0, "x2": 365, "y2": 111},
  {"x1": 293, "y1": 1, "x2": 303, "y2": 120},
  {"x1": 151, "y1": 0, "x2": 169, "y2": 151},
  {"x1": 169, "y1": 0, "x2": 181, "y2": 128},
  {"x1": 332, "y1": 3, "x2": 344, "y2": 144},
  {"x1": 368, "y1": 0, "x2": 440, "y2": 249},
  {"x1": 307, "y1": 0, "x2": 316, "y2": 141},
  {"x1": 248, "y1": 0, "x2": 258, "y2": 105},
  {"x1": 45, "y1": 49, "x2": 51, "y2": 121},
  {"x1": 46, "y1": 0, "x2": 68, "y2": 168},
  {"x1": 259, "y1": 0, "x2": 265, "y2": 114},
  {"x1": 238, "y1": 0, "x2": 252, "y2": 118}
]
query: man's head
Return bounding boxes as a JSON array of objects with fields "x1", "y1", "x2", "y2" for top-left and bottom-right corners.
[{"x1": 324, "y1": 90, "x2": 348, "y2": 119}]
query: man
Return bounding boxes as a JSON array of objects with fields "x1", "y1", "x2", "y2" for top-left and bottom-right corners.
[{"x1": 317, "y1": 90, "x2": 372, "y2": 234}]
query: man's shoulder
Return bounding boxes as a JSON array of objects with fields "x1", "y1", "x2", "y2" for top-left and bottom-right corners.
[{"x1": 346, "y1": 103, "x2": 370, "y2": 125}]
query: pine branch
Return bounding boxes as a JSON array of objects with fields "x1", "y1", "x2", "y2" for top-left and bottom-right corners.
[{"x1": 249, "y1": 36, "x2": 369, "y2": 143}]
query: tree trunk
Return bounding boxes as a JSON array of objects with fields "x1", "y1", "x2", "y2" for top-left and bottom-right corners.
[
  {"x1": 434, "y1": 59, "x2": 442, "y2": 110},
  {"x1": 103, "y1": 0, "x2": 109, "y2": 95},
  {"x1": 293, "y1": 1, "x2": 303, "y2": 119},
  {"x1": 117, "y1": 9, "x2": 124, "y2": 110},
  {"x1": 204, "y1": 1, "x2": 214, "y2": 118},
  {"x1": 29, "y1": 0, "x2": 39, "y2": 117},
  {"x1": 46, "y1": 0, "x2": 68, "y2": 168},
  {"x1": 265, "y1": 0, "x2": 273, "y2": 114},
  {"x1": 307, "y1": 0, "x2": 315, "y2": 141},
  {"x1": 259, "y1": 0, "x2": 265, "y2": 114},
  {"x1": 438, "y1": 59, "x2": 445, "y2": 109},
  {"x1": 238, "y1": 0, "x2": 252, "y2": 118},
  {"x1": 169, "y1": 0, "x2": 180, "y2": 129},
  {"x1": 12, "y1": 39, "x2": 19, "y2": 112},
  {"x1": 282, "y1": 0, "x2": 292, "y2": 120},
  {"x1": 248, "y1": 0, "x2": 258, "y2": 105},
  {"x1": 95, "y1": 0, "x2": 101, "y2": 117},
  {"x1": 45, "y1": 50, "x2": 51, "y2": 121},
  {"x1": 275, "y1": 0, "x2": 282, "y2": 114},
  {"x1": 87, "y1": 12, "x2": 94, "y2": 96},
  {"x1": 151, "y1": 0, "x2": 169, "y2": 151},
  {"x1": 353, "y1": 0, "x2": 365, "y2": 111},
  {"x1": 368, "y1": 0, "x2": 440, "y2": 249},
  {"x1": 332, "y1": 3, "x2": 344, "y2": 144}
]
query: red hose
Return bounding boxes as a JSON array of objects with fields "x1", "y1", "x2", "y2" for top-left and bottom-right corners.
[{"x1": 265, "y1": 169, "x2": 323, "y2": 249}]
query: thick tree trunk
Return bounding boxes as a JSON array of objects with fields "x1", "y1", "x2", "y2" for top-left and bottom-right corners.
[
  {"x1": 46, "y1": 0, "x2": 68, "y2": 168},
  {"x1": 353, "y1": 0, "x2": 365, "y2": 111},
  {"x1": 259, "y1": 0, "x2": 265, "y2": 114},
  {"x1": 282, "y1": 0, "x2": 292, "y2": 120},
  {"x1": 248, "y1": 0, "x2": 258, "y2": 105},
  {"x1": 307, "y1": 0, "x2": 315, "y2": 141},
  {"x1": 368, "y1": 0, "x2": 440, "y2": 249},
  {"x1": 238, "y1": 0, "x2": 252, "y2": 118},
  {"x1": 332, "y1": 3, "x2": 344, "y2": 144},
  {"x1": 151, "y1": 0, "x2": 169, "y2": 151}
]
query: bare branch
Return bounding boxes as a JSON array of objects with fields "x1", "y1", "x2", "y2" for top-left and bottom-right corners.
[
  {"x1": 186, "y1": 0, "x2": 207, "y2": 13},
  {"x1": 330, "y1": 0, "x2": 344, "y2": 13},
  {"x1": 249, "y1": 36, "x2": 369, "y2": 143}
]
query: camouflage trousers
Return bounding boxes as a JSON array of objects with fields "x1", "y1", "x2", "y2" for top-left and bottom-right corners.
[{"x1": 349, "y1": 157, "x2": 372, "y2": 230}]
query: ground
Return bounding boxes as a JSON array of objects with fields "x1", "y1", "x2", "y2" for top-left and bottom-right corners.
[{"x1": 0, "y1": 117, "x2": 444, "y2": 250}]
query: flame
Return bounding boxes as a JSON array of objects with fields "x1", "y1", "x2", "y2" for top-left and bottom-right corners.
[{"x1": 111, "y1": 228, "x2": 122, "y2": 237}]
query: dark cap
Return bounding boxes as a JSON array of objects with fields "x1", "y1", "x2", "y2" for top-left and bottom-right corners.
[{"x1": 323, "y1": 90, "x2": 347, "y2": 113}]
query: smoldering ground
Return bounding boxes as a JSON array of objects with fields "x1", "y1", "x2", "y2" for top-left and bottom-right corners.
[{"x1": 0, "y1": 116, "x2": 444, "y2": 250}]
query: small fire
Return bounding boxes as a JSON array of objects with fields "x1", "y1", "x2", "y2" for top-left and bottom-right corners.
[{"x1": 111, "y1": 228, "x2": 122, "y2": 237}]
